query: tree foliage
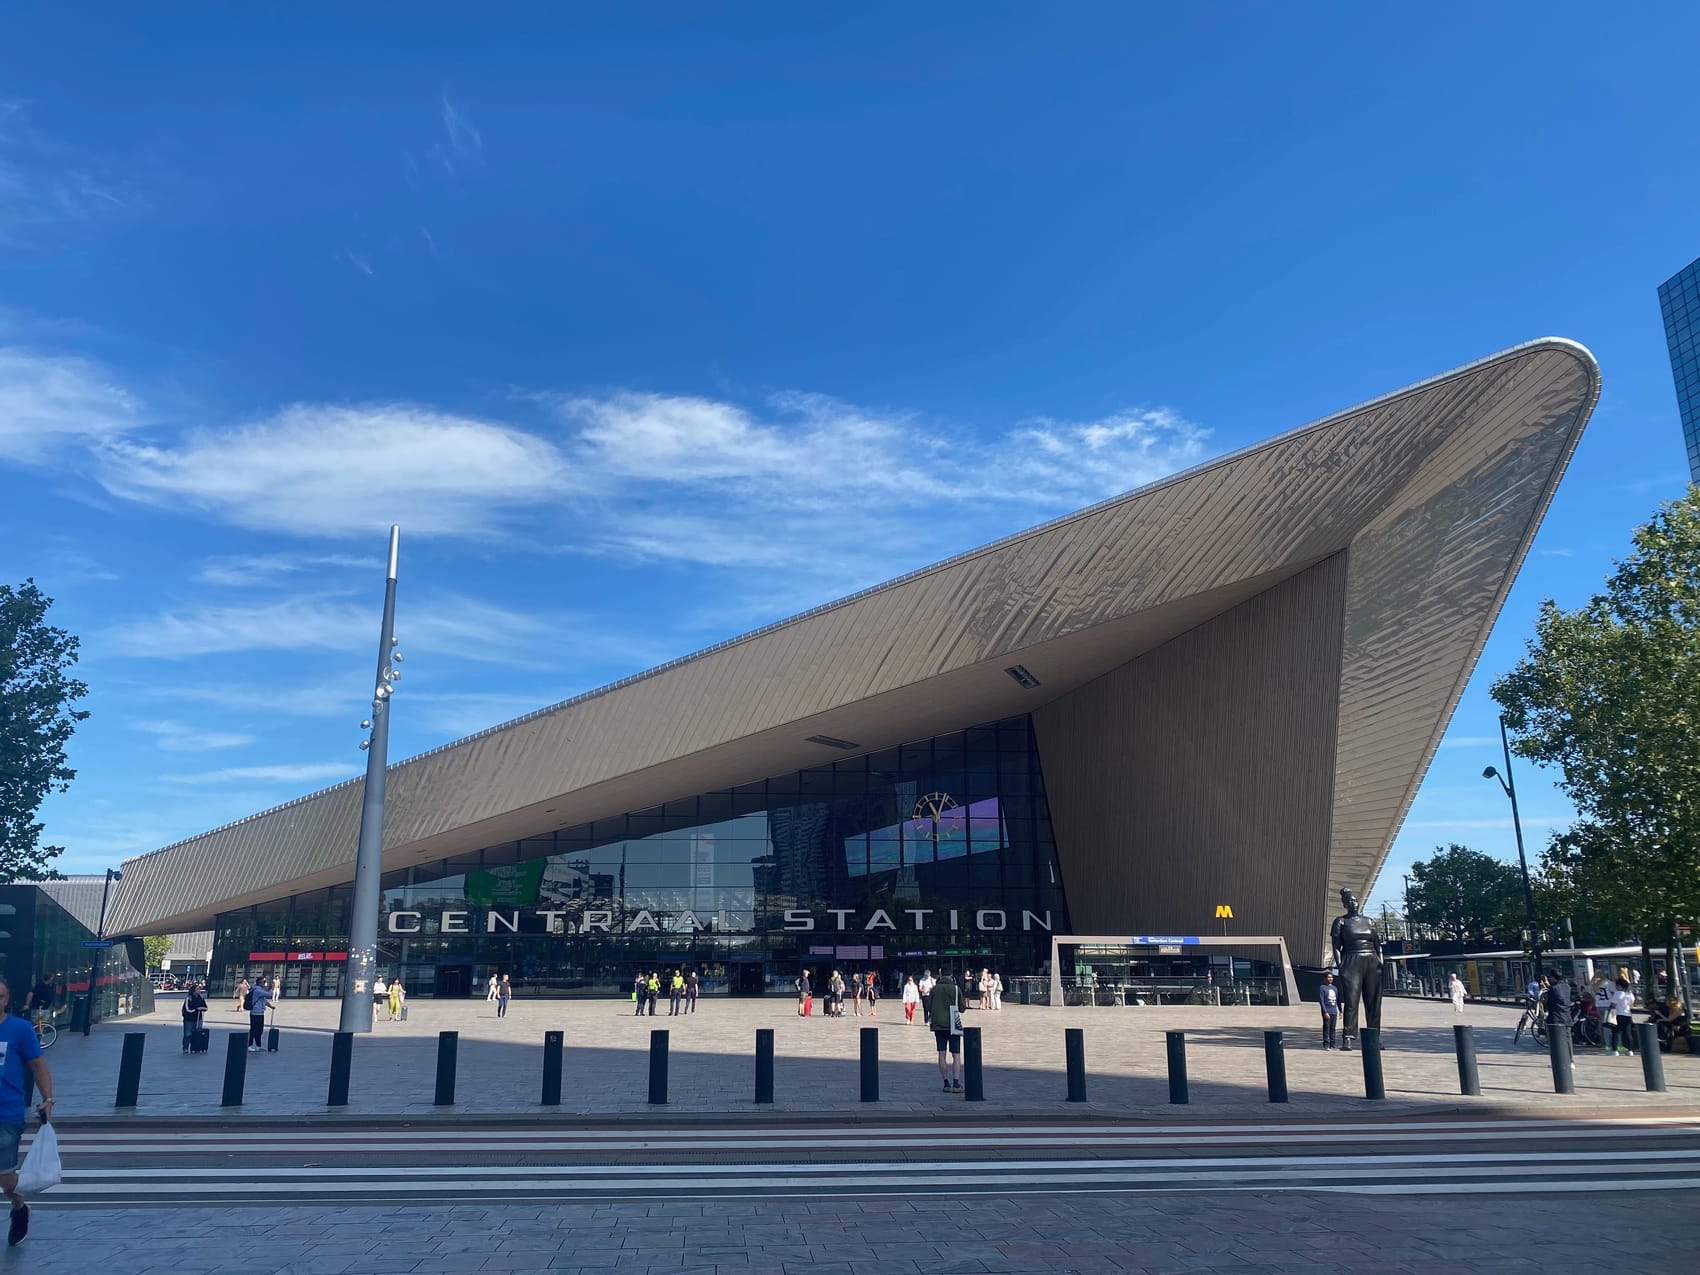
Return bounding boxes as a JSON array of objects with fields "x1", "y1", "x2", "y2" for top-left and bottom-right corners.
[
  {"x1": 0, "y1": 580, "x2": 88, "y2": 883},
  {"x1": 142, "y1": 934, "x2": 172, "y2": 971},
  {"x1": 1405, "y1": 843, "x2": 1525, "y2": 946},
  {"x1": 1492, "y1": 488, "x2": 1700, "y2": 941}
]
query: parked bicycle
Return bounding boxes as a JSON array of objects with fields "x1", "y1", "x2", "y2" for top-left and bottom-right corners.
[{"x1": 1513, "y1": 1000, "x2": 1546, "y2": 1046}]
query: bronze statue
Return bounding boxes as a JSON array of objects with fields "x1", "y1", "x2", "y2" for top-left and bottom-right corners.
[{"x1": 1330, "y1": 887, "x2": 1383, "y2": 1051}]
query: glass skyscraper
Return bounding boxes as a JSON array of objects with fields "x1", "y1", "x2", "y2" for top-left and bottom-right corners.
[{"x1": 1658, "y1": 254, "x2": 1700, "y2": 481}]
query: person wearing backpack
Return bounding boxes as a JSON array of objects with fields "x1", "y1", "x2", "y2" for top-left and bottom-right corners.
[
  {"x1": 795, "y1": 970, "x2": 811, "y2": 1017},
  {"x1": 181, "y1": 982, "x2": 208, "y2": 1054}
]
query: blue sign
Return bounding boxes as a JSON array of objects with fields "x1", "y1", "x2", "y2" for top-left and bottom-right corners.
[
  {"x1": 1128, "y1": 935, "x2": 1201, "y2": 946},
  {"x1": 80, "y1": 939, "x2": 114, "y2": 949}
]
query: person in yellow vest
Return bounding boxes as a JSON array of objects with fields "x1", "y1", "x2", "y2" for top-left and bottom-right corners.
[
  {"x1": 669, "y1": 970, "x2": 685, "y2": 1016},
  {"x1": 645, "y1": 972, "x2": 660, "y2": 1016}
]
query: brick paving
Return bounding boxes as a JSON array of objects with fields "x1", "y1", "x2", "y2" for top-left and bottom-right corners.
[
  {"x1": 48, "y1": 994, "x2": 1700, "y2": 1120},
  {"x1": 17, "y1": 1189, "x2": 1700, "y2": 1274}
]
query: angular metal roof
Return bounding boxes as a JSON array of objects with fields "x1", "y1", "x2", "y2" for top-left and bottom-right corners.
[{"x1": 108, "y1": 339, "x2": 1600, "y2": 935}]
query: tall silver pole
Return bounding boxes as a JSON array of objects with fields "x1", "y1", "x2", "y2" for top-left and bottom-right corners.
[{"x1": 339, "y1": 526, "x2": 400, "y2": 1034}]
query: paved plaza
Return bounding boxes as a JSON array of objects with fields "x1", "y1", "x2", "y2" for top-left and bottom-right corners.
[
  {"x1": 46, "y1": 993, "x2": 1700, "y2": 1120},
  {"x1": 14, "y1": 1186, "x2": 1699, "y2": 1274}
]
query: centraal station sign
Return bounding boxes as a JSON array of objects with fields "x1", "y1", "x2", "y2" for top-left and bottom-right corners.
[{"x1": 384, "y1": 907, "x2": 1054, "y2": 936}]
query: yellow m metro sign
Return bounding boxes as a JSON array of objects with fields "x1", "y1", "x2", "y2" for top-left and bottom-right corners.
[{"x1": 1214, "y1": 904, "x2": 1234, "y2": 920}]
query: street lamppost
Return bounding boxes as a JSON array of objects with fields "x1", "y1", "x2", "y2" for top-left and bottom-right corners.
[
  {"x1": 339, "y1": 526, "x2": 403, "y2": 1035},
  {"x1": 82, "y1": 866, "x2": 122, "y2": 1035},
  {"x1": 1483, "y1": 712, "x2": 1540, "y2": 978}
]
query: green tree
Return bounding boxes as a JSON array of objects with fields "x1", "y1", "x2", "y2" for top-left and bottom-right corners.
[
  {"x1": 142, "y1": 934, "x2": 172, "y2": 972},
  {"x1": 1492, "y1": 489, "x2": 1700, "y2": 953},
  {"x1": 1405, "y1": 843, "x2": 1525, "y2": 946},
  {"x1": 0, "y1": 580, "x2": 89, "y2": 882}
]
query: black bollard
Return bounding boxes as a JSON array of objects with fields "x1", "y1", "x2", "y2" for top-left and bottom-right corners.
[
  {"x1": 754, "y1": 1028, "x2": 774, "y2": 1104},
  {"x1": 115, "y1": 1031, "x2": 146, "y2": 1108},
  {"x1": 860, "y1": 1027, "x2": 879, "y2": 1102},
  {"x1": 1166, "y1": 1030, "x2": 1189, "y2": 1105},
  {"x1": 1065, "y1": 1027, "x2": 1086, "y2": 1103},
  {"x1": 1359, "y1": 1027, "x2": 1386, "y2": 1100},
  {"x1": 327, "y1": 1030, "x2": 353, "y2": 1107},
  {"x1": 649, "y1": 1029, "x2": 669, "y2": 1104},
  {"x1": 1638, "y1": 1023, "x2": 1665, "y2": 1093},
  {"x1": 963, "y1": 1026, "x2": 984, "y2": 1102},
  {"x1": 221, "y1": 1033, "x2": 247, "y2": 1107},
  {"x1": 434, "y1": 1030, "x2": 459, "y2": 1106},
  {"x1": 1548, "y1": 1020, "x2": 1575, "y2": 1095},
  {"x1": 1453, "y1": 1024, "x2": 1480, "y2": 1096},
  {"x1": 542, "y1": 1031, "x2": 563, "y2": 1106},
  {"x1": 1263, "y1": 1030, "x2": 1288, "y2": 1104}
]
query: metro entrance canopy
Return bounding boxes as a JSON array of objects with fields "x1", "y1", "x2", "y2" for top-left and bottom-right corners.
[{"x1": 104, "y1": 340, "x2": 1600, "y2": 997}]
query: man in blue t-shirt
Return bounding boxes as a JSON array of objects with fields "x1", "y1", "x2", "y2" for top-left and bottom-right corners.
[{"x1": 0, "y1": 977, "x2": 54, "y2": 1246}]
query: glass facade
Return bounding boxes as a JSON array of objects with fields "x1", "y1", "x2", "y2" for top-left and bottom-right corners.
[
  {"x1": 1658, "y1": 254, "x2": 1700, "y2": 481},
  {"x1": 211, "y1": 714, "x2": 1071, "y2": 998},
  {"x1": 0, "y1": 886, "x2": 154, "y2": 1025}
]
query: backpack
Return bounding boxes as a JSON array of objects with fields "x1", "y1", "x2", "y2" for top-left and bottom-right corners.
[{"x1": 241, "y1": 987, "x2": 254, "y2": 1011}]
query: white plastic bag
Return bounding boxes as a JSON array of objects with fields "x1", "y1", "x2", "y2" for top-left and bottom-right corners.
[{"x1": 16, "y1": 1122, "x2": 61, "y2": 1194}]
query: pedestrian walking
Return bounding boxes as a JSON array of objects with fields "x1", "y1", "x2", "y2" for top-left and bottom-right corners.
[
  {"x1": 387, "y1": 979, "x2": 402, "y2": 1021},
  {"x1": 902, "y1": 975, "x2": 921, "y2": 1024},
  {"x1": 795, "y1": 970, "x2": 812, "y2": 1017},
  {"x1": 927, "y1": 970, "x2": 964, "y2": 1093},
  {"x1": 0, "y1": 976, "x2": 55, "y2": 1246},
  {"x1": 486, "y1": 974, "x2": 499, "y2": 1003},
  {"x1": 990, "y1": 971, "x2": 1003, "y2": 1011},
  {"x1": 685, "y1": 969, "x2": 699, "y2": 1013},
  {"x1": 1609, "y1": 978, "x2": 1636, "y2": 1055},
  {"x1": 246, "y1": 977, "x2": 271, "y2": 1052},
  {"x1": 1318, "y1": 972, "x2": 1340, "y2": 1049},
  {"x1": 850, "y1": 972, "x2": 863, "y2": 1017},
  {"x1": 496, "y1": 975, "x2": 512, "y2": 1018},
  {"x1": 669, "y1": 970, "x2": 684, "y2": 1016},
  {"x1": 371, "y1": 975, "x2": 387, "y2": 1026},
  {"x1": 181, "y1": 981, "x2": 208, "y2": 1054},
  {"x1": 1448, "y1": 973, "x2": 1466, "y2": 1012},
  {"x1": 919, "y1": 970, "x2": 935, "y2": 999},
  {"x1": 233, "y1": 977, "x2": 249, "y2": 1013},
  {"x1": 645, "y1": 972, "x2": 660, "y2": 1016},
  {"x1": 394, "y1": 979, "x2": 408, "y2": 1021},
  {"x1": 865, "y1": 971, "x2": 878, "y2": 1018},
  {"x1": 633, "y1": 971, "x2": 647, "y2": 1015},
  {"x1": 829, "y1": 970, "x2": 845, "y2": 1017}
]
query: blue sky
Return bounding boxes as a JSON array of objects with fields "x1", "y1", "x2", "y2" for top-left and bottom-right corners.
[{"x1": 2, "y1": 8, "x2": 1696, "y2": 916}]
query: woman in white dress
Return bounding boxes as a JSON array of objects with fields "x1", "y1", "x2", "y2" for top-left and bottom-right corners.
[{"x1": 1448, "y1": 972, "x2": 1466, "y2": 1012}]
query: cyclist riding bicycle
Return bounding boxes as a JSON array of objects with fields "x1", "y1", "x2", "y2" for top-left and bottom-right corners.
[{"x1": 19, "y1": 979, "x2": 53, "y2": 1033}]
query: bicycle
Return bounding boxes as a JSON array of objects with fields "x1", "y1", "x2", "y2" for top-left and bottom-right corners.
[
  {"x1": 33, "y1": 1015, "x2": 56, "y2": 1050},
  {"x1": 1513, "y1": 1002, "x2": 1546, "y2": 1046}
]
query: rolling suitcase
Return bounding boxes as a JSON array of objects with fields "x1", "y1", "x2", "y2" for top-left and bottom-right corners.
[
  {"x1": 189, "y1": 1027, "x2": 210, "y2": 1054},
  {"x1": 267, "y1": 1026, "x2": 280, "y2": 1053}
]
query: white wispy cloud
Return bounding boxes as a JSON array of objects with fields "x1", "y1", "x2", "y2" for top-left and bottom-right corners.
[
  {"x1": 106, "y1": 590, "x2": 560, "y2": 662},
  {"x1": 0, "y1": 346, "x2": 138, "y2": 462},
  {"x1": 1538, "y1": 547, "x2": 1575, "y2": 558},
  {"x1": 96, "y1": 403, "x2": 571, "y2": 537},
  {"x1": 140, "y1": 678, "x2": 359, "y2": 720},
  {"x1": 194, "y1": 552, "x2": 374, "y2": 587},
  {"x1": 1437, "y1": 735, "x2": 1499, "y2": 749},
  {"x1": 440, "y1": 97, "x2": 482, "y2": 154},
  {"x1": 341, "y1": 250, "x2": 375, "y2": 278},
  {"x1": 161, "y1": 762, "x2": 360, "y2": 786},
  {"x1": 0, "y1": 98, "x2": 131, "y2": 245},
  {"x1": 556, "y1": 390, "x2": 1209, "y2": 577},
  {"x1": 132, "y1": 719, "x2": 256, "y2": 752}
]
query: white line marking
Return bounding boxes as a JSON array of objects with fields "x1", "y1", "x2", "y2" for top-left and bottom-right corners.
[{"x1": 46, "y1": 1160, "x2": 1700, "y2": 1197}]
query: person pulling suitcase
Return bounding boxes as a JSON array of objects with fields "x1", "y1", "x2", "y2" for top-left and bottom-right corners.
[{"x1": 181, "y1": 982, "x2": 208, "y2": 1054}]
